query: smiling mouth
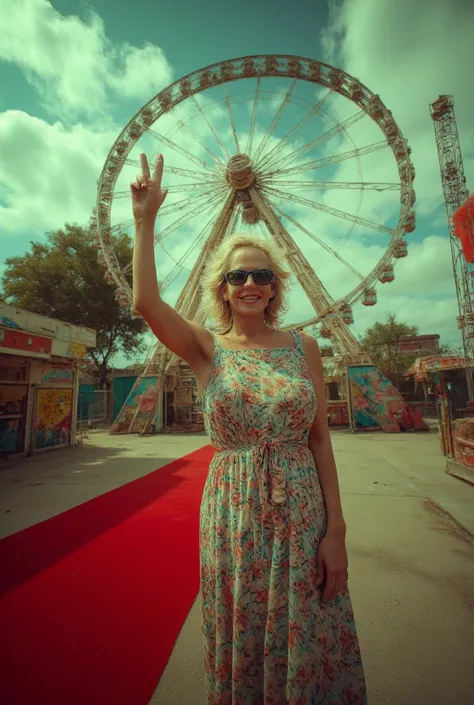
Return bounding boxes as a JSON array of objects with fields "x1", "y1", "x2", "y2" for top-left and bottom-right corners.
[{"x1": 240, "y1": 295, "x2": 261, "y2": 302}]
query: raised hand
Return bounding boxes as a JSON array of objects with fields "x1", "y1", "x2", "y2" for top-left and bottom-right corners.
[{"x1": 130, "y1": 153, "x2": 168, "y2": 223}]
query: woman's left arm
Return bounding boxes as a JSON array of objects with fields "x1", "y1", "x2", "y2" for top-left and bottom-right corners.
[{"x1": 301, "y1": 333, "x2": 346, "y2": 539}]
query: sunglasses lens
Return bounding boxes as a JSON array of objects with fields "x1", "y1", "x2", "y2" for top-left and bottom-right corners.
[
  {"x1": 225, "y1": 269, "x2": 274, "y2": 286},
  {"x1": 226, "y1": 271, "x2": 247, "y2": 286},
  {"x1": 253, "y1": 270, "x2": 273, "y2": 285}
]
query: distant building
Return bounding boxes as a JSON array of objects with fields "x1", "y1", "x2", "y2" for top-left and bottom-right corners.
[
  {"x1": 398, "y1": 334, "x2": 440, "y2": 356},
  {"x1": 0, "y1": 304, "x2": 96, "y2": 455}
]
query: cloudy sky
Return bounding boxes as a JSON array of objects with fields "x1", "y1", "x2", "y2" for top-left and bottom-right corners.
[{"x1": 1, "y1": 0, "x2": 473, "y2": 366}]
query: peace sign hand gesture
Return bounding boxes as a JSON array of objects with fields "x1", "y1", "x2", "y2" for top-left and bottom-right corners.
[{"x1": 130, "y1": 153, "x2": 168, "y2": 223}]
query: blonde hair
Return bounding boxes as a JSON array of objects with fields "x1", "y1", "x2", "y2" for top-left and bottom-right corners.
[{"x1": 200, "y1": 232, "x2": 291, "y2": 332}]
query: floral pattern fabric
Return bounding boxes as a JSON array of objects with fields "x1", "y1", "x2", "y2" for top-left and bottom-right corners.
[{"x1": 200, "y1": 330, "x2": 367, "y2": 705}]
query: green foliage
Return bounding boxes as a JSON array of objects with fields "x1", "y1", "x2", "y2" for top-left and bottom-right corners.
[
  {"x1": 1, "y1": 224, "x2": 146, "y2": 387},
  {"x1": 359, "y1": 314, "x2": 419, "y2": 380},
  {"x1": 439, "y1": 342, "x2": 461, "y2": 357}
]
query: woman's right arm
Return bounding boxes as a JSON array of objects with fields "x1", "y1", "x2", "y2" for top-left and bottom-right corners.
[{"x1": 131, "y1": 153, "x2": 213, "y2": 368}]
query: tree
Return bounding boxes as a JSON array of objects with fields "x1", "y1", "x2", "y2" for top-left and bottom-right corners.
[
  {"x1": 439, "y1": 342, "x2": 462, "y2": 357},
  {"x1": 359, "y1": 314, "x2": 418, "y2": 380},
  {"x1": 1, "y1": 224, "x2": 147, "y2": 388}
]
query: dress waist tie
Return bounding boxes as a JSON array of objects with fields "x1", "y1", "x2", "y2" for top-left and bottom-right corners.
[{"x1": 214, "y1": 439, "x2": 307, "y2": 506}]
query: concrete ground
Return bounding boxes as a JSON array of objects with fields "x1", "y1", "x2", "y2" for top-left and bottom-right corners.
[{"x1": 1, "y1": 429, "x2": 474, "y2": 705}]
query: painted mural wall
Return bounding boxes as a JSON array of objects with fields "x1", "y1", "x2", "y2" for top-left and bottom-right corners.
[
  {"x1": 111, "y1": 377, "x2": 159, "y2": 434},
  {"x1": 34, "y1": 387, "x2": 73, "y2": 449},
  {"x1": 31, "y1": 365, "x2": 74, "y2": 385},
  {"x1": 348, "y1": 365, "x2": 428, "y2": 432}
]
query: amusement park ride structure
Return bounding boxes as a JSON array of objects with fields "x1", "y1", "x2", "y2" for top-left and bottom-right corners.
[
  {"x1": 92, "y1": 55, "x2": 418, "y2": 433},
  {"x1": 430, "y1": 95, "x2": 474, "y2": 399}
]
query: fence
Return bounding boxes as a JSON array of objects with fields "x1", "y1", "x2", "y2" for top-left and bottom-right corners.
[
  {"x1": 409, "y1": 401, "x2": 437, "y2": 419},
  {"x1": 78, "y1": 389, "x2": 113, "y2": 428}
]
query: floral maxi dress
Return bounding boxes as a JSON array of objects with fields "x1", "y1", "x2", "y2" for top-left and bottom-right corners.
[{"x1": 200, "y1": 330, "x2": 367, "y2": 705}]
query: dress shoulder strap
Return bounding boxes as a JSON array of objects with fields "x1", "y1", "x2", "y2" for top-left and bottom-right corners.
[
  {"x1": 289, "y1": 328, "x2": 304, "y2": 352},
  {"x1": 210, "y1": 331, "x2": 223, "y2": 352}
]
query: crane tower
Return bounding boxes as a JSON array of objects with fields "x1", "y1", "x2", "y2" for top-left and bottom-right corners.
[{"x1": 430, "y1": 95, "x2": 474, "y2": 398}]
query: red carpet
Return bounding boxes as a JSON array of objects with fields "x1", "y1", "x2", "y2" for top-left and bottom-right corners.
[{"x1": 0, "y1": 445, "x2": 214, "y2": 705}]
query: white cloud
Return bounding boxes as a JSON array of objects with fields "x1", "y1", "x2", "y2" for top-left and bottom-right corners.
[
  {"x1": 0, "y1": 0, "x2": 173, "y2": 119},
  {"x1": 321, "y1": 0, "x2": 474, "y2": 213},
  {"x1": 1, "y1": 1, "x2": 470, "y2": 355},
  {"x1": 0, "y1": 1, "x2": 175, "y2": 235},
  {"x1": 0, "y1": 110, "x2": 117, "y2": 234},
  {"x1": 108, "y1": 43, "x2": 173, "y2": 101}
]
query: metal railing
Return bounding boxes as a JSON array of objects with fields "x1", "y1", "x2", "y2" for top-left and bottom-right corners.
[{"x1": 78, "y1": 390, "x2": 113, "y2": 428}]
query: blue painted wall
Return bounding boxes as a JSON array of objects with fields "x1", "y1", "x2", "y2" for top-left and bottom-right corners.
[{"x1": 78, "y1": 376, "x2": 138, "y2": 423}]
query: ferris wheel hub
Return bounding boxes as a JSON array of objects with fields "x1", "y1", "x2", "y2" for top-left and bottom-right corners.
[{"x1": 226, "y1": 153, "x2": 255, "y2": 189}]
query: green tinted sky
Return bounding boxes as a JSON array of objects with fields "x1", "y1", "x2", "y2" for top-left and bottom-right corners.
[{"x1": 1, "y1": 0, "x2": 473, "y2": 355}]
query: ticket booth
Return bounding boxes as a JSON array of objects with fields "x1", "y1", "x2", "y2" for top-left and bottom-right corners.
[{"x1": 0, "y1": 305, "x2": 96, "y2": 456}]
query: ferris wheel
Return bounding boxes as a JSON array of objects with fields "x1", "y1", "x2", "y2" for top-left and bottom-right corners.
[{"x1": 93, "y1": 54, "x2": 416, "y2": 358}]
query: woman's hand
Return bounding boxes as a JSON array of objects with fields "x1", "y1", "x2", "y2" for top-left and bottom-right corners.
[
  {"x1": 130, "y1": 153, "x2": 168, "y2": 223},
  {"x1": 316, "y1": 531, "x2": 348, "y2": 602}
]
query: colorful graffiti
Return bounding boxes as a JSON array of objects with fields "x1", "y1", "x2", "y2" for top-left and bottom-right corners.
[
  {"x1": 39, "y1": 368, "x2": 74, "y2": 385},
  {"x1": 51, "y1": 340, "x2": 87, "y2": 359},
  {"x1": 327, "y1": 401, "x2": 349, "y2": 427},
  {"x1": 0, "y1": 315, "x2": 21, "y2": 329},
  {"x1": 111, "y1": 377, "x2": 159, "y2": 434},
  {"x1": 67, "y1": 342, "x2": 86, "y2": 358},
  {"x1": 35, "y1": 388, "x2": 72, "y2": 449},
  {"x1": 348, "y1": 365, "x2": 428, "y2": 432}
]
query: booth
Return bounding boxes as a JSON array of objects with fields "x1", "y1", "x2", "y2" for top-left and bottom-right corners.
[
  {"x1": 0, "y1": 305, "x2": 96, "y2": 455},
  {"x1": 405, "y1": 355, "x2": 472, "y2": 462}
]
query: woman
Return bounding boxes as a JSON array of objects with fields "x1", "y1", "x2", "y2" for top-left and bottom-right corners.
[{"x1": 132, "y1": 153, "x2": 367, "y2": 704}]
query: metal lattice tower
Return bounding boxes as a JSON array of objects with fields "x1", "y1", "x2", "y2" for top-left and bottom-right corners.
[{"x1": 430, "y1": 95, "x2": 474, "y2": 398}]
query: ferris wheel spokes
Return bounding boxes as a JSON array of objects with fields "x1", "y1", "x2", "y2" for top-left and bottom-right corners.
[
  {"x1": 159, "y1": 196, "x2": 229, "y2": 279},
  {"x1": 189, "y1": 94, "x2": 231, "y2": 161},
  {"x1": 263, "y1": 185, "x2": 396, "y2": 236},
  {"x1": 222, "y1": 81, "x2": 240, "y2": 154},
  {"x1": 252, "y1": 188, "x2": 360, "y2": 354},
  {"x1": 263, "y1": 180, "x2": 400, "y2": 192},
  {"x1": 158, "y1": 190, "x2": 227, "y2": 217},
  {"x1": 146, "y1": 126, "x2": 224, "y2": 173},
  {"x1": 264, "y1": 141, "x2": 389, "y2": 179},
  {"x1": 173, "y1": 117, "x2": 227, "y2": 165},
  {"x1": 251, "y1": 79, "x2": 297, "y2": 165},
  {"x1": 163, "y1": 164, "x2": 217, "y2": 181},
  {"x1": 155, "y1": 187, "x2": 231, "y2": 243},
  {"x1": 160, "y1": 225, "x2": 211, "y2": 291},
  {"x1": 165, "y1": 181, "x2": 225, "y2": 193},
  {"x1": 260, "y1": 109, "x2": 367, "y2": 176},
  {"x1": 245, "y1": 76, "x2": 264, "y2": 158},
  {"x1": 254, "y1": 90, "x2": 332, "y2": 172},
  {"x1": 109, "y1": 218, "x2": 135, "y2": 234},
  {"x1": 110, "y1": 180, "x2": 221, "y2": 201},
  {"x1": 124, "y1": 157, "x2": 212, "y2": 183},
  {"x1": 106, "y1": 184, "x2": 227, "y2": 231},
  {"x1": 267, "y1": 199, "x2": 365, "y2": 282}
]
